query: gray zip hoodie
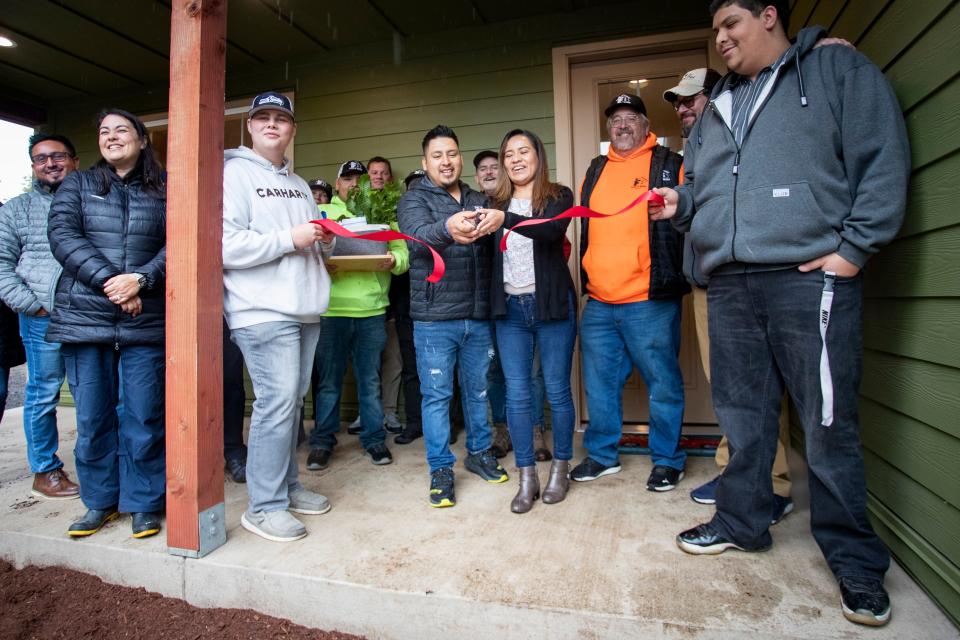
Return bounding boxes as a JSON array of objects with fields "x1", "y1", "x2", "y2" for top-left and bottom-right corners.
[
  {"x1": 673, "y1": 26, "x2": 910, "y2": 277},
  {"x1": 222, "y1": 146, "x2": 334, "y2": 329}
]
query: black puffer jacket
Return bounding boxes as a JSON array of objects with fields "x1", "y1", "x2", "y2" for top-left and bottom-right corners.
[
  {"x1": 46, "y1": 168, "x2": 166, "y2": 345},
  {"x1": 397, "y1": 177, "x2": 490, "y2": 321}
]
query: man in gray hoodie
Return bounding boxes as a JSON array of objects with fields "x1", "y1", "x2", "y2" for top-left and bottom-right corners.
[
  {"x1": 222, "y1": 91, "x2": 336, "y2": 542},
  {"x1": 651, "y1": 0, "x2": 909, "y2": 627},
  {"x1": 0, "y1": 133, "x2": 80, "y2": 501}
]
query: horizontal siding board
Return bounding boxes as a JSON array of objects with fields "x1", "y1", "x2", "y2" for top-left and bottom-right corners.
[
  {"x1": 295, "y1": 117, "x2": 553, "y2": 167},
  {"x1": 864, "y1": 450, "x2": 960, "y2": 567},
  {"x1": 859, "y1": 0, "x2": 952, "y2": 69},
  {"x1": 830, "y1": 0, "x2": 891, "y2": 43},
  {"x1": 295, "y1": 89, "x2": 554, "y2": 144},
  {"x1": 860, "y1": 350, "x2": 960, "y2": 439},
  {"x1": 885, "y1": 1, "x2": 960, "y2": 111},
  {"x1": 905, "y1": 76, "x2": 960, "y2": 169},
  {"x1": 901, "y1": 152, "x2": 960, "y2": 238},
  {"x1": 868, "y1": 495, "x2": 960, "y2": 627},
  {"x1": 860, "y1": 397, "x2": 960, "y2": 506},
  {"x1": 789, "y1": 0, "x2": 820, "y2": 35},
  {"x1": 295, "y1": 65, "x2": 553, "y2": 121},
  {"x1": 292, "y1": 43, "x2": 554, "y2": 100},
  {"x1": 864, "y1": 225, "x2": 960, "y2": 298},
  {"x1": 863, "y1": 298, "x2": 960, "y2": 368},
  {"x1": 806, "y1": 1, "x2": 847, "y2": 31}
]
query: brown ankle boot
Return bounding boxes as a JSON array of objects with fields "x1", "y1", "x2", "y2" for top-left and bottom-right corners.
[
  {"x1": 491, "y1": 422, "x2": 512, "y2": 458},
  {"x1": 542, "y1": 460, "x2": 569, "y2": 504},
  {"x1": 533, "y1": 426, "x2": 552, "y2": 461},
  {"x1": 32, "y1": 468, "x2": 80, "y2": 500},
  {"x1": 510, "y1": 466, "x2": 540, "y2": 514}
]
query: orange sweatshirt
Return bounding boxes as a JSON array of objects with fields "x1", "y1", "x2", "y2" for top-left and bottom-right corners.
[{"x1": 581, "y1": 132, "x2": 659, "y2": 303}]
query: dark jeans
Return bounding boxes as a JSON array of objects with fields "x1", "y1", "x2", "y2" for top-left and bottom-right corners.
[
  {"x1": 223, "y1": 318, "x2": 247, "y2": 463},
  {"x1": 708, "y1": 269, "x2": 889, "y2": 581},
  {"x1": 310, "y1": 315, "x2": 387, "y2": 451},
  {"x1": 495, "y1": 293, "x2": 577, "y2": 467},
  {"x1": 61, "y1": 343, "x2": 166, "y2": 513},
  {"x1": 395, "y1": 314, "x2": 421, "y2": 428}
]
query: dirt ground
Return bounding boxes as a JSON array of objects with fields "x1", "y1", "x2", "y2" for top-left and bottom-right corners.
[{"x1": 0, "y1": 560, "x2": 364, "y2": 640}]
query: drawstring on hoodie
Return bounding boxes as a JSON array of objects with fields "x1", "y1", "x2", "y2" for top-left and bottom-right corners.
[{"x1": 795, "y1": 51, "x2": 809, "y2": 107}]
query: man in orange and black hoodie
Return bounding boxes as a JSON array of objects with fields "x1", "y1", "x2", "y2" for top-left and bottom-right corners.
[{"x1": 569, "y1": 93, "x2": 689, "y2": 491}]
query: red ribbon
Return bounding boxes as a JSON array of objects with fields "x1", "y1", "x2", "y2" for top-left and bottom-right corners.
[
  {"x1": 311, "y1": 218, "x2": 445, "y2": 283},
  {"x1": 499, "y1": 190, "x2": 665, "y2": 252}
]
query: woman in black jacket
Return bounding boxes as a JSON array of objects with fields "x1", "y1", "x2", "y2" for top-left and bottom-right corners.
[
  {"x1": 47, "y1": 108, "x2": 167, "y2": 539},
  {"x1": 486, "y1": 129, "x2": 577, "y2": 513}
]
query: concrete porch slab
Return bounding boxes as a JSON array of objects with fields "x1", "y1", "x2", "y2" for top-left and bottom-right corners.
[{"x1": 1, "y1": 407, "x2": 956, "y2": 639}]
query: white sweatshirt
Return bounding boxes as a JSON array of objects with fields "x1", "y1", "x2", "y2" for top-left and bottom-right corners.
[{"x1": 222, "y1": 146, "x2": 334, "y2": 329}]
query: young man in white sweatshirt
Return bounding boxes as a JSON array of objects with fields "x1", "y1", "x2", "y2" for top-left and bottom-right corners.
[{"x1": 222, "y1": 92, "x2": 336, "y2": 542}]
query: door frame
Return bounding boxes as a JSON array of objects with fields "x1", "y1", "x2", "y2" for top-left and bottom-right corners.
[{"x1": 551, "y1": 29, "x2": 722, "y2": 428}]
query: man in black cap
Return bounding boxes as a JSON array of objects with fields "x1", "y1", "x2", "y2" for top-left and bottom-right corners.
[
  {"x1": 569, "y1": 93, "x2": 689, "y2": 492},
  {"x1": 472, "y1": 150, "x2": 499, "y2": 197},
  {"x1": 308, "y1": 178, "x2": 332, "y2": 206}
]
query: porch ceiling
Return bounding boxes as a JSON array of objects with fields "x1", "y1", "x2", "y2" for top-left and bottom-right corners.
[{"x1": 0, "y1": 0, "x2": 632, "y2": 121}]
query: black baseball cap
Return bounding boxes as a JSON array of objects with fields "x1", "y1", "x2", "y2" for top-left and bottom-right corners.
[
  {"x1": 308, "y1": 178, "x2": 332, "y2": 198},
  {"x1": 604, "y1": 93, "x2": 647, "y2": 118},
  {"x1": 249, "y1": 91, "x2": 294, "y2": 119},
  {"x1": 473, "y1": 150, "x2": 498, "y2": 169},
  {"x1": 337, "y1": 160, "x2": 367, "y2": 179},
  {"x1": 404, "y1": 169, "x2": 425, "y2": 188}
]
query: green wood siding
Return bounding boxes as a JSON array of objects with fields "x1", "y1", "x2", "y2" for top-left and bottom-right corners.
[{"x1": 792, "y1": 0, "x2": 960, "y2": 626}]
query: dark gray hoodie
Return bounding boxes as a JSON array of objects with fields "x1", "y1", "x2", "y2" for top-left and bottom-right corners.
[{"x1": 673, "y1": 26, "x2": 910, "y2": 277}]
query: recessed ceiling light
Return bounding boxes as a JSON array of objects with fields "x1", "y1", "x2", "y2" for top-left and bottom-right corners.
[
  {"x1": 0, "y1": 35, "x2": 17, "y2": 48},
  {"x1": 629, "y1": 79, "x2": 649, "y2": 88}
]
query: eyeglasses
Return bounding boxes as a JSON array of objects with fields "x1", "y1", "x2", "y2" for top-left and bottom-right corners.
[
  {"x1": 31, "y1": 152, "x2": 72, "y2": 165},
  {"x1": 673, "y1": 92, "x2": 704, "y2": 111},
  {"x1": 609, "y1": 114, "x2": 642, "y2": 127}
]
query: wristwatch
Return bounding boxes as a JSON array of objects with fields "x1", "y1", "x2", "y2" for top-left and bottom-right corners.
[{"x1": 134, "y1": 273, "x2": 148, "y2": 290}]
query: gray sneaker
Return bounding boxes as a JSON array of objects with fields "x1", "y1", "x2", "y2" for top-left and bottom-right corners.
[
  {"x1": 241, "y1": 509, "x2": 307, "y2": 542},
  {"x1": 288, "y1": 487, "x2": 331, "y2": 515}
]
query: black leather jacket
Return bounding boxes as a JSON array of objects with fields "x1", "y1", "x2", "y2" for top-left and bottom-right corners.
[{"x1": 46, "y1": 168, "x2": 166, "y2": 345}]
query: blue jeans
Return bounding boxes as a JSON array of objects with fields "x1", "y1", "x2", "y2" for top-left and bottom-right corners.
[
  {"x1": 310, "y1": 314, "x2": 387, "y2": 451},
  {"x1": 61, "y1": 343, "x2": 165, "y2": 513},
  {"x1": 414, "y1": 319, "x2": 494, "y2": 473},
  {"x1": 231, "y1": 321, "x2": 321, "y2": 514},
  {"x1": 487, "y1": 336, "x2": 507, "y2": 424},
  {"x1": 495, "y1": 293, "x2": 577, "y2": 467},
  {"x1": 19, "y1": 314, "x2": 65, "y2": 473},
  {"x1": 708, "y1": 270, "x2": 889, "y2": 580},
  {"x1": 580, "y1": 297, "x2": 686, "y2": 470}
]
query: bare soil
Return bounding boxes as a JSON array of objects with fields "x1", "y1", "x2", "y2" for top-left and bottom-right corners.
[{"x1": 0, "y1": 560, "x2": 364, "y2": 640}]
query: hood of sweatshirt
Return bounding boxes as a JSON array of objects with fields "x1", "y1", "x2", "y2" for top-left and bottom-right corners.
[
  {"x1": 605, "y1": 131, "x2": 659, "y2": 163},
  {"x1": 224, "y1": 145, "x2": 291, "y2": 175}
]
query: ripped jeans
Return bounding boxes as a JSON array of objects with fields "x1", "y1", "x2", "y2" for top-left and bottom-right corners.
[{"x1": 413, "y1": 319, "x2": 494, "y2": 473}]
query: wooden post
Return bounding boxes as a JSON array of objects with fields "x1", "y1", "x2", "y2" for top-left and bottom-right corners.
[{"x1": 165, "y1": 0, "x2": 227, "y2": 558}]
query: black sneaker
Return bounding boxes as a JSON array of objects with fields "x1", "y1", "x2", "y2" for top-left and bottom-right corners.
[
  {"x1": 569, "y1": 457, "x2": 621, "y2": 482},
  {"x1": 771, "y1": 495, "x2": 794, "y2": 524},
  {"x1": 394, "y1": 423, "x2": 422, "y2": 445},
  {"x1": 346, "y1": 416, "x2": 362, "y2": 435},
  {"x1": 839, "y1": 577, "x2": 891, "y2": 626},
  {"x1": 464, "y1": 449, "x2": 509, "y2": 483},
  {"x1": 646, "y1": 465, "x2": 684, "y2": 492},
  {"x1": 306, "y1": 448, "x2": 331, "y2": 471},
  {"x1": 676, "y1": 522, "x2": 770, "y2": 555},
  {"x1": 365, "y1": 443, "x2": 393, "y2": 465},
  {"x1": 225, "y1": 457, "x2": 246, "y2": 483},
  {"x1": 429, "y1": 467, "x2": 455, "y2": 508}
]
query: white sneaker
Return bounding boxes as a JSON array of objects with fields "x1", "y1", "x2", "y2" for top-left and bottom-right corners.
[
  {"x1": 288, "y1": 487, "x2": 331, "y2": 515},
  {"x1": 241, "y1": 509, "x2": 306, "y2": 542}
]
